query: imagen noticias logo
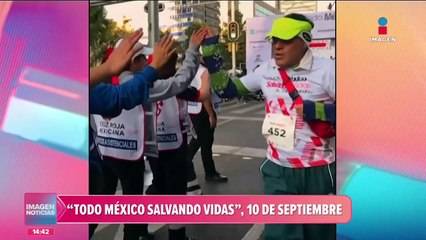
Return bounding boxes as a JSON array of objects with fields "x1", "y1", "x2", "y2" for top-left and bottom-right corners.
[{"x1": 25, "y1": 193, "x2": 57, "y2": 225}]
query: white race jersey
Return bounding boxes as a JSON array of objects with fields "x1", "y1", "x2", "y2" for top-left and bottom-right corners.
[{"x1": 241, "y1": 50, "x2": 335, "y2": 168}]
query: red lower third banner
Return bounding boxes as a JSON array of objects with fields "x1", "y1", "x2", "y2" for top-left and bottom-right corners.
[{"x1": 26, "y1": 194, "x2": 352, "y2": 224}]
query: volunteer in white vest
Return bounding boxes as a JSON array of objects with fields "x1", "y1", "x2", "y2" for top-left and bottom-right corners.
[
  {"x1": 187, "y1": 59, "x2": 228, "y2": 185},
  {"x1": 91, "y1": 43, "x2": 154, "y2": 240},
  {"x1": 90, "y1": 29, "x2": 207, "y2": 240},
  {"x1": 185, "y1": 61, "x2": 211, "y2": 194},
  {"x1": 88, "y1": 35, "x2": 178, "y2": 240},
  {"x1": 145, "y1": 52, "x2": 210, "y2": 240},
  {"x1": 200, "y1": 15, "x2": 336, "y2": 240}
]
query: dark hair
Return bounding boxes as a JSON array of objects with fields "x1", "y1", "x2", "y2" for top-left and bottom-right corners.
[
  {"x1": 167, "y1": 52, "x2": 178, "y2": 67},
  {"x1": 133, "y1": 54, "x2": 147, "y2": 63},
  {"x1": 284, "y1": 13, "x2": 314, "y2": 29},
  {"x1": 178, "y1": 53, "x2": 205, "y2": 67},
  {"x1": 159, "y1": 52, "x2": 178, "y2": 79},
  {"x1": 199, "y1": 56, "x2": 206, "y2": 67}
]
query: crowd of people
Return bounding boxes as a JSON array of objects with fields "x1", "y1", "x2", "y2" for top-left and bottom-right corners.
[{"x1": 89, "y1": 13, "x2": 336, "y2": 240}]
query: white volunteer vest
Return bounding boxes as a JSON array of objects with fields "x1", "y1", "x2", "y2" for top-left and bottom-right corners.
[
  {"x1": 156, "y1": 97, "x2": 184, "y2": 151},
  {"x1": 90, "y1": 71, "x2": 146, "y2": 161},
  {"x1": 91, "y1": 107, "x2": 145, "y2": 161},
  {"x1": 187, "y1": 65, "x2": 207, "y2": 115}
]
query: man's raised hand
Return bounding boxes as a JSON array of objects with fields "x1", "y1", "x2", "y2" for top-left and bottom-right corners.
[
  {"x1": 105, "y1": 28, "x2": 144, "y2": 75},
  {"x1": 150, "y1": 35, "x2": 177, "y2": 70}
]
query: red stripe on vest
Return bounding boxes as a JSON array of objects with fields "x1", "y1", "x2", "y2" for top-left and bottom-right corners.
[
  {"x1": 266, "y1": 100, "x2": 272, "y2": 113},
  {"x1": 308, "y1": 160, "x2": 328, "y2": 167},
  {"x1": 300, "y1": 142, "x2": 315, "y2": 162},
  {"x1": 295, "y1": 115, "x2": 305, "y2": 129},
  {"x1": 277, "y1": 98, "x2": 290, "y2": 116},
  {"x1": 278, "y1": 69, "x2": 303, "y2": 105},
  {"x1": 311, "y1": 137, "x2": 323, "y2": 147},
  {"x1": 287, "y1": 158, "x2": 304, "y2": 168},
  {"x1": 268, "y1": 142, "x2": 279, "y2": 160}
]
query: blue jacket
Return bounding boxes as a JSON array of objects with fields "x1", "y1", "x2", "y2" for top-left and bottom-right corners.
[{"x1": 90, "y1": 66, "x2": 158, "y2": 117}]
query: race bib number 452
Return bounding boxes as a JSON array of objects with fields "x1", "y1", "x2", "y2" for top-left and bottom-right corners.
[{"x1": 262, "y1": 113, "x2": 296, "y2": 151}]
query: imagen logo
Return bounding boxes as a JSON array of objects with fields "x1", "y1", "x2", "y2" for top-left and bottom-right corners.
[
  {"x1": 25, "y1": 193, "x2": 57, "y2": 225},
  {"x1": 378, "y1": 17, "x2": 387, "y2": 35},
  {"x1": 369, "y1": 17, "x2": 397, "y2": 43}
]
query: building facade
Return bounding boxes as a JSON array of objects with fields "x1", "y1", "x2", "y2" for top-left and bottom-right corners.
[
  {"x1": 169, "y1": 0, "x2": 221, "y2": 42},
  {"x1": 275, "y1": 0, "x2": 317, "y2": 14},
  {"x1": 253, "y1": 1, "x2": 281, "y2": 17},
  {"x1": 219, "y1": 1, "x2": 281, "y2": 33},
  {"x1": 221, "y1": 1, "x2": 281, "y2": 23}
]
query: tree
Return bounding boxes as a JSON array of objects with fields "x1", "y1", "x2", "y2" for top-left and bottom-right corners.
[
  {"x1": 175, "y1": 22, "x2": 207, "y2": 65},
  {"x1": 160, "y1": 29, "x2": 171, "y2": 39},
  {"x1": 183, "y1": 21, "x2": 208, "y2": 49},
  {"x1": 89, "y1": 6, "x2": 132, "y2": 67},
  {"x1": 180, "y1": 9, "x2": 246, "y2": 71},
  {"x1": 182, "y1": 21, "x2": 228, "y2": 67},
  {"x1": 159, "y1": 29, "x2": 185, "y2": 64}
]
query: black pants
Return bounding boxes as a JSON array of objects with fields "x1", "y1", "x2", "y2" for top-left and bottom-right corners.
[
  {"x1": 188, "y1": 107, "x2": 218, "y2": 178},
  {"x1": 89, "y1": 157, "x2": 148, "y2": 240},
  {"x1": 261, "y1": 160, "x2": 336, "y2": 240},
  {"x1": 148, "y1": 137, "x2": 188, "y2": 195},
  {"x1": 147, "y1": 138, "x2": 188, "y2": 240},
  {"x1": 89, "y1": 156, "x2": 115, "y2": 239}
]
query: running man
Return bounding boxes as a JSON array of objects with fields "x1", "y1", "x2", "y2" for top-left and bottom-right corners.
[{"x1": 200, "y1": 14, "x2": 336, "y2": 240}]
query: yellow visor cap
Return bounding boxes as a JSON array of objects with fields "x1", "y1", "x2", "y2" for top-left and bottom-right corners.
[{"x1": 265, "y1": 17, "x2": 313, "y2": 40}]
